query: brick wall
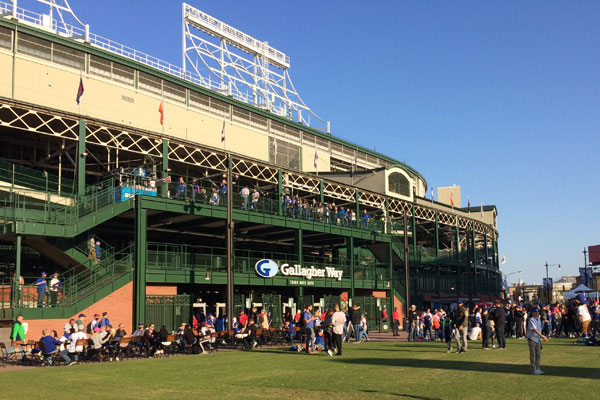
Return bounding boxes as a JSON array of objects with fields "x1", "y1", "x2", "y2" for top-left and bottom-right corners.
[
  {"x1": 22, "y1": 282, "x2": 134, "y2": 340},
  {"x1": 146, "y1": 285, "x2": 177, "y2": 296}
]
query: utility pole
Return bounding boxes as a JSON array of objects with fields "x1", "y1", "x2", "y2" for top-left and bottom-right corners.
[{"x1": 226, "y1": 153, "x2": 234, "y2": 330}]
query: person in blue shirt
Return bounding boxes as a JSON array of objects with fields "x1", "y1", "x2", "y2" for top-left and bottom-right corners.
[
  {"x1": 361, "y1": 209, "x2": 370, "y2": 229},
  {"x1": 39, "y1": 329, "x2": 62, "y2": 365},
  {"x1": 219, "y1": 178, "x2": 227, "y2": 205},
  {"x1": 177, "y1": 177, "x2": 186, "y2": 200},
  {"x1": 215, "y1": 314, "x2": 226, "y2": 332},
  {"x1": 303, "y1": 304, "x2": 317, "y2": 354},
  {"x1": 95, "y1": 241, "x2": 102, "y2": 261},
  {"x1": 99, "y1": 312, "x2": 111, "y2": 329},
  {"x1": 35, "y1": 272, "x2": 47, "y2": 308},
  {"x1": 340, "y1": 207, "x2": 347, "y2": 226}
]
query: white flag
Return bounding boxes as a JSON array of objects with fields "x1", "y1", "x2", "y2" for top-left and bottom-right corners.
[
  {"x1": 314, "y1": 148, "x2": 318, "y2": 169},
  {"x1": 480, "y1": 202, "x2": 484, "y2": 218},
  {"x1": 431, "y1": 186, "x2": 434, "y2": 201},
  {"x1": 501, "y1": 256, "x2": 506, "y2": 265},
  {"x1": 221, "y1": 120, "x2": 226, "y2": 143}
]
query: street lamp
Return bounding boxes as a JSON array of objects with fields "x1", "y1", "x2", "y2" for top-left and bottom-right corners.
[
  {"x1": 501, "y1": 270, "x2": 522, "y2": 301},
  {"x1": 545, "y1": 262, "x2": 561, "y2": 303}
]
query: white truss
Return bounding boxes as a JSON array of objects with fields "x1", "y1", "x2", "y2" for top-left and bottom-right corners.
[
  {"x1": 182, "y1": 3, "x2": 328, "y2": 132},
  {"x1": 2, "y1": 0, "x2": 89, "y2": 40}
]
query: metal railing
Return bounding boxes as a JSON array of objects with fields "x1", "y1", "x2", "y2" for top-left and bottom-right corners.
[
  {"x1": 0, "y1": 160, "x2": 76, "y2": 195},
  {"x1": 0, "y1": 245, "x2": 133, "y2": 312}
]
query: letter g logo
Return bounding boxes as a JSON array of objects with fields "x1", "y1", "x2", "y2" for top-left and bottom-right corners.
[{"x1": 255, "y1": 259, "x2": 279, "y2": 278}]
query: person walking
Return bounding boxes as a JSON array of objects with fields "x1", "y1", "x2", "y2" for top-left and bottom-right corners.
[
  {"x1": 492, "y1": 300, "x2": 507, "y2": 349},
  {"x1": 408, "y1": 305, "x2": 418, "y2": 342},
  {"x1": 392, "y1": 307, "x2": 400, "y2": 336},
  {"x1": 331, "y1": 304, "x2": 346, "y2": 356},
  {"x1": 453, "y1": 299, "x2": 468, "y2": 353},
  {"x1": 6, "y1": 314, "x2": 26, "y2": 361},
  {"x1": 303, "y1": 304, "x2": 317, "y2": 353},
  {"x1": 527, "y1": 307, "x2": 548, "y2": 375},
  {"x1": 350, "y1": 304, "x2": 363, "y2": 342}
]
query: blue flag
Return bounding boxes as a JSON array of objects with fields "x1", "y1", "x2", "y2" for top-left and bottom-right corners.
[{"x1": 76, "y1": 77, "x2": 84, "y2": 104}]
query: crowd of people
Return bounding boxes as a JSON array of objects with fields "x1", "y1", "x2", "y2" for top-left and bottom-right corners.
[
  {"x1": 406, "y1": 293, "x2": 599, "y2": 374},
  {"x1": 170, "y1": 175, "x2": 390, "y2": 231}
]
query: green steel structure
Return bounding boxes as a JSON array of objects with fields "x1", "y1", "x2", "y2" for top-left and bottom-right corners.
[{"x1": 0, "y1": 13, "x2": 499, "y2": 331}]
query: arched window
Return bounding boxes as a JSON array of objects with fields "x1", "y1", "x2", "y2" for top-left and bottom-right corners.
[{"x1": 388, "y1": 172, "x2": 410, "y2": 196}]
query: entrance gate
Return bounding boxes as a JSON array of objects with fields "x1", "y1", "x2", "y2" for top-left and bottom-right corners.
[
  {"x1": 145, "y1": 295, "x2": 191, "y2": 331},
  {"x1": 297, "y1": 295, "x2": 314, "y2": 311},
  {"x1": 261, "y1": 294, "x2": 282, "y2": 327},
  {"x1": 352, "y1": 296, "x2": 378, "y2": 331},
  {"x1": 323, "y1": 295, "x2": 342, "y2": 312}
]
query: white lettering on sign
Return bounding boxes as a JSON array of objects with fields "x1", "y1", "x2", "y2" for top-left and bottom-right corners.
[{"x1": 280, "y1": 263, "x2": 344, "y2": 281}]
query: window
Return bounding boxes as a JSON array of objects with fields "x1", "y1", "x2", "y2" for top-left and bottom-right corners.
[
  {"x1": 90, "y1": 55, "x2": 135, "y2": 86},
  {"x1": 17, "y1": 33, "x2": 51, "y2": 60},
  {"x1": 388, "y1": 172, "x2": 410, "y2": 196},
  {"x1": 269, "y1": 137, "x2": 301, "y2": 170},
  {"x1": 0, "y1": 27, "x2": 12, "y2": 50},
  {"x1": 52, "y1": 42, "x2": 84, "y2": 70},
  {"x1": 138, "y1": 71, "x2": 162, "y2": 95},
  {"x1": 163, "y1": 80, "x2": 185, "y2": 104},
  {"x1": 232, "y1": 107, "x2": 267, "y2": 131},
  {"x1": 190, "y1": 90, "x2": 210, "y2": 111}
]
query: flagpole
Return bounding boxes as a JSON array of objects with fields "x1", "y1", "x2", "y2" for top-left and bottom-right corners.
[{"x1": 78, "y1": 69, "x2": 82, "y2": 116}]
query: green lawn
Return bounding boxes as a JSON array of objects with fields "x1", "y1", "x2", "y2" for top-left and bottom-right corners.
[{"x1": 1, "y1": 339, "x2": 598, "y2": 400}]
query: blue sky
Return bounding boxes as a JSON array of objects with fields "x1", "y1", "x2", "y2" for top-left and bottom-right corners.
[{"x1": 54, "y1": 1, "x2": 599, "y2": 284}]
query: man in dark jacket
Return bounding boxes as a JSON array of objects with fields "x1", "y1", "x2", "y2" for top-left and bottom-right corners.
[
  {"x1": 453, "y1": 299, "x2": 468, "y2": 353},
  {"x1": 514, "y1": 305, "x2": 525, "y2": 338},
  {"x1": 350, "y1": 305, "x2": 363, "y2": 342},
  {"x1": 407, "y1": 305, "x2": 418, "y2": 342},
  {"x1": 492, "y1": 300, "x2": 506, "y2": 349}
]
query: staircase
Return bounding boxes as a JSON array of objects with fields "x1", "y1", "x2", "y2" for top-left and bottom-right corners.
[
  {"x1": 6, "y1": 245, "x2": 134, "y2": 319},
  {"x1": 0, "y1": 184, "x2": 134, "y2": 237}
]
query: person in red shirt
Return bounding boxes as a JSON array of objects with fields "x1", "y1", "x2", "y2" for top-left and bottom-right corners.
[
  {"x1": 238, "y1": 310, "x2": 248, "y2": 328},
  {"x1": 392, "y1": 307, "x2": 400, "y2": 336}
]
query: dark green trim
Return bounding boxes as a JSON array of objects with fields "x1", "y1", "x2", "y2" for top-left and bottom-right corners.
[
  {"x1": 161, "y1": 139, "x2": 169, "y2": 198},
  {"x1": 348, "y1": 236, "x2": 355, "y2": 298}
]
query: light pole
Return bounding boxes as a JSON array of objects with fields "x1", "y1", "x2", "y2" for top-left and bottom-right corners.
[{"x1": 544, "y1": 262, "x2": 561, "y2": 303}]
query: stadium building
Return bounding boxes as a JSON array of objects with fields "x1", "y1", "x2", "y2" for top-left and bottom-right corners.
[{"x1": 0, "y1": 1, "x2": 500, "y2": 334}]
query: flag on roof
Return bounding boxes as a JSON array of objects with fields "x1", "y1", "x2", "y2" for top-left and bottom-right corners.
[
  {"x1": 467, "y1": 196, "x2": 471, "y2": 213},
  {"x1": 431, "y1": 186, "x2": 434, "y2": 201},
  {"x1": 480, "y1": 202, "x2": 484, "y2": 218},
  {"x1": 450, "y1": 192, "x2": 454, "y2": 208},
  {"x1": 221, "y1": 120, "x2": 226, "y2": 143},
  {"x1": 158, "y1": 101, "x2": 164, "y2": 125},
  {"x1": 314, "y1": 148, "x2": 318, "y2": 169},
  {"x1": 76, "y1": 77, "x2": 84, "y2": 104},
  {"x1": 501, "y1": 256, "x2": 506, "y2": 265}
]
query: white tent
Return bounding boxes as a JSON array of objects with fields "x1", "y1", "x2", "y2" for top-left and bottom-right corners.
[{"x1": 563, "y1": 284, "x2": 595, "y2": 299}]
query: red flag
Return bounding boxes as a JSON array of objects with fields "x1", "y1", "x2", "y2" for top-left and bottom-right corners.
[
  {"x1": 158, "y1": 101, "x2": 164, "y2": 125},
  {"x1": 450, "y1": 192, "x2": 454, "y2": 207}
]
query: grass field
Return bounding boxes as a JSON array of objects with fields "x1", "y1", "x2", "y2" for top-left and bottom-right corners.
[{"x1": 1, "y1": 339, "x2": 597, "y2": 400}]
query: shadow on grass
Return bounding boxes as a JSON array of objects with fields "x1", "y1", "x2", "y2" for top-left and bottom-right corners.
[
  {"x1": 360, "y1": 390, "x2": 440, "y2": 400},
  {"x1": 332, "y1": 357, "x2": 600, "y2": 378}
]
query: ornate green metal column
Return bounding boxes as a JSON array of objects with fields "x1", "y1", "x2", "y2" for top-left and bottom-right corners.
[
  {"x1": 161, "y1": 139, "x2": 169, "y2": 198},
  {"x1": 295, "y1": 228, "x2": 303, "y2": 297},
  {"x1": 134, "y1": 197, "x2": 147, "y2": 326},
  {"x1": 319, "y1": 180, "x2": 324, "y2": 204},
  {"x1": 434, "y1": 211, "x2": 439, "y2": 257},
  {"x1": 355, "y1": 190, "x2": 360, "y2": 219},
  {"x1": 77, "y1": 120, "x2": 86, "y2": 197},
  {"x1": 277, "y1": 168, "x2": 283, "y2": 216},
  {"x1": 484, "y1": 227, "x2": 489, "y2": 265},
  {"x1": 471, "y1": 223, "x2": 477, "y2": 296},
  {"x1": 411, "y1": 204, "x2": 417, "y2": 257},
  {"x1": 14, "y1": 234, "x2": 22, "y2": 311},
  {"x1": 388, "y1": 241, "x2": 393, "y2": 297},
  {"x1": 347, "y1": 236, "x2": 355, "y2": 298}
]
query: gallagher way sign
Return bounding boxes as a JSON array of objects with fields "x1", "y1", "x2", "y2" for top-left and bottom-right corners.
[{"x1": 255, "y1": 259, "x2": 343, "y2": 281}]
